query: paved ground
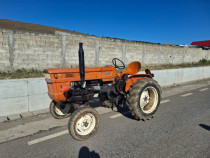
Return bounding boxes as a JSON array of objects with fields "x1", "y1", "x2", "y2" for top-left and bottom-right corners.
[{"x1": 0, "y1": 80, "x2": 210, "y2": 158}]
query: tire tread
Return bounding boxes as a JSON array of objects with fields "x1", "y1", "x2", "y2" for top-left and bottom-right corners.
[{"x1": 126, "y1": 78, "x2": 161, "y2": 120}]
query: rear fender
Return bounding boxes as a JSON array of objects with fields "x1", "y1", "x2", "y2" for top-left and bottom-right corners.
[{"x1": 125, "y1": 74, "x2": 152, "y2": 92}]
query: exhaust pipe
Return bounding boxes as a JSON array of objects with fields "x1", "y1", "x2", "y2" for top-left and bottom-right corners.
[{"x1": 78, "y1": 43, "x2": 86, "y2": 88}]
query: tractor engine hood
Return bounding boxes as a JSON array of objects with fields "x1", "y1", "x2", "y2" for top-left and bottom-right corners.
[{"x1": 43, "y1": 66, "x2": 116, "y2": 74}]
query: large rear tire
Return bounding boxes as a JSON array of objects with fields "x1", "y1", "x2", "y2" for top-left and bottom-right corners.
[
  {"x1": 50, "y1": 101, "x2": 72, "y2": 119},
  {"x1": 68, "y1": 106, "x2": 100, "y2": 141},
  {"x1": 126, "y1": 78, "x2": 161, "y2": 120}
]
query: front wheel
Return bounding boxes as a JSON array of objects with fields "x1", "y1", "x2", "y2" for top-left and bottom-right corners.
[
  {"x1": 50, "y1": 101, "x2": 73, "y2": 119},
  {"x1": 126, "y1": 78, "x2": 161, "y2": 120},
  {"x1": 68, "y1": 106, "x2": 100, "y2": 141}
]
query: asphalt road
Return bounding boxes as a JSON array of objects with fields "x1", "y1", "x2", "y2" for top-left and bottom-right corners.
[{"x1": 0, "y1": 80, "x2": 210, "y2": 158}]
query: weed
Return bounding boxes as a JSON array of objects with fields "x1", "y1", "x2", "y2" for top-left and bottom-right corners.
[
  {"x1": 199, "y1": 58, "x2": 210, "y2": 64},
  {"x1": 0, "y1": 68, "x2": 44, "y2": 79}
]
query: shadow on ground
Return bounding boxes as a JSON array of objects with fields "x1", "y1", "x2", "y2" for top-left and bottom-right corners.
[
  {"x1": 89, "y1": 99, "x2": 136, "y2": 120},
  {"x1": 199, "y1": 124, "x2": 210, "y2": 131},
  {"x1": 78, "y1": 146, "x2": 100, "y2": 158},
  {"x1": 115, "y1": 105, "x2": 136, "y2": 120}
]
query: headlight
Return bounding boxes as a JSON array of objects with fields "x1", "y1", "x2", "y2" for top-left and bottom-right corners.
[{"x1": 44, "y1": 73, "x2": 51, "y2": 79}]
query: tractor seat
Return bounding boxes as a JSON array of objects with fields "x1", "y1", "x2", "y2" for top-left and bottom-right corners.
[{"x1": 123, "y1": 61, "x2": 141, "y2": 75}]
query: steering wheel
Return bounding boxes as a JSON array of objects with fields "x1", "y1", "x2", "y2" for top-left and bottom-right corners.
[{"x1": 112, "y1": 58, "x2": 125, "y2": 69}]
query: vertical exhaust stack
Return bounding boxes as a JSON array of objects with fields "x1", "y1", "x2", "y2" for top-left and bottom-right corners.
[{"x1": 78, "y1": 43, "x2": 86, "y2": 88}]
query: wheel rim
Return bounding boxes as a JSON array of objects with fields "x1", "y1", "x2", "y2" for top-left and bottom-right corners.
[
  {"x1": 54, "y1": 102, "x2": 70, "y2": 116},
  {"x1": 75, "y1": 113, "x2": 96, "y2": 136},
  {"x1": 139, "y1": 86, "x2": 158, "y2": 114}
]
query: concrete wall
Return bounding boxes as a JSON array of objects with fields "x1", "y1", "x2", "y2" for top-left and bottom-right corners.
[
  {"x1": 0, "y1": 29, "x2": 210, "y2": 71},
  {"x1": 0, "y1": 66, "x2": 210, "y2": 118},
  {"x1": 151, "y1": 66, "x2": 210, "y2": 87},
  {"x1": 0, "y1": 78, "x2": 51, "y2": 117}
]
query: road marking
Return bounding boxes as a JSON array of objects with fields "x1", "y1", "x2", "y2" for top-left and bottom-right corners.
[
  {"x1": 28, "y1": 130, "x2": 68, "y2": 145},
  {"x1": 199, "y1": 88, "x2": 208, "y2": 91},
  {"x1": 110, "y1": 112, "x2": 129, "y2": 119},
  {"x1": 160, "y1": 100, "x2": 170, "y2": 104},
  {"x1": 181, "y1": 93, "x2": 193, "y2": 97}
]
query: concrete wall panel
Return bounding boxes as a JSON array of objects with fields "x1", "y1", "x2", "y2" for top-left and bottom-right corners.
[
  {"x1": 183, "y1": 67, "x2": 199, "y2": 82},
  {"x1": 28, "y1": 78, "x2": 48, "y2": 95},
  {"x1": 165, "y1": 69, "x2": 184, "y2": 86},
  {"x1": 0, "y1": 79, "x2": 27, "y2": 99},
  {"x1": 152, "y1": 70, "x2": 167, "y2": 86},
  {"x1": 0, "y1": 97, "x2": 28, "y2": 116},
  {"x1": 28, "y1": 94, "x2": 51, "y2": 111}
]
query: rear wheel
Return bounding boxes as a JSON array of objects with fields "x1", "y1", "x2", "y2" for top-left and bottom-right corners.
[
  {"x1": 50, "y1": 101, "x2": 73, "y2": 119},
  {"x1": 126, "y1": 78, "x2": 161, "y2": 120},
  {"x1": 68, "y1": 106, "x2": 100, "y2": 141}
]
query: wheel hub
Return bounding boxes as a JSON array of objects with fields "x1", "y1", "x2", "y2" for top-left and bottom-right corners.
[
  {"x1": 75, "y1": 113, "x2": 96, "y2": 135},
  {"x1": 83, "y1": 120, "x2": 89, "y2": 127},
  {"x1": 141, "y1": 90, "x2": 150, "y2": 107},
  {"x1": 143, "y1": 96, "x2": 149, "y2": 103},
  {"x1": 139, "y1": 87, "x2": 158, "y2": 114}
]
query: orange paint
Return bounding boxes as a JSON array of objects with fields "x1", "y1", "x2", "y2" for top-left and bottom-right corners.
[
  {"x1": 44, "y1": 66, "x2": 117, "y2": 102},
  {"x1": 125, "y1": 74, "x2": 152, "y2": 92}
]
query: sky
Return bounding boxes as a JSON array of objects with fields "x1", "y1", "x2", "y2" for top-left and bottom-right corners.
[{"x1": 0, "y1": 0, "x2": 209, "y2": 45}]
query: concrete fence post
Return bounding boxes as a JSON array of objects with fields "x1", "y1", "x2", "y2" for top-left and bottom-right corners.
[
  {"x1": 142, "y1": 44, "x2": 145, "y2": 65},
  {"x1": 158, "y1": 45, "x2": 161, "y2": 65},
  {"x1": 122, "y1": 42, "x2": 126, "y2": 64},
  {"x1": 183, "y1": 47, "x2": 186, "y2": 63},
  {"x1": 95, "y1": 39, "x2": 100, "y2": 67},
  {"x1": 61, "y1": 35, "x2": 67, "y2": 68},
  {"x1": 8, "y1": 32, "x2": 14, "y2": 69},
  {"x1": 172, "y1": 48, "x2": 174, "y2": 65}
]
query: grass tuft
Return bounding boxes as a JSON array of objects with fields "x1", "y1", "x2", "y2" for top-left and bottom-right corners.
[
  {"x1": 0, "y1": 68, "x2": 44, "y2": 79},
  {"x1": 198, "y1": 58, "x2": 210, "y2": 64}
]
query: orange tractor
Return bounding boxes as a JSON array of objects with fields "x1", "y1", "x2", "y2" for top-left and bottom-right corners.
[{"x1": 44, "y1": 43, "x2": 161, "y2": 140}]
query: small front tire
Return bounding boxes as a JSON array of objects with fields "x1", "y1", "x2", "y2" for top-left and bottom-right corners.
[
  {"x1": 50, "y1": 101, "x2": 72, "y2": 119},
  {"x1": 68, "y1": 106, "x2": 100, "y2": 141}
]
